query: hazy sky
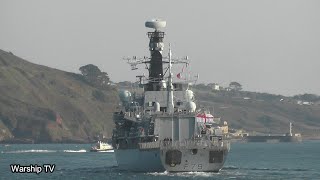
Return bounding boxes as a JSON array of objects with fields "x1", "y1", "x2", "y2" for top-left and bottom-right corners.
[{"x1": 1, "y1": 0, "x2": 319, "y2": 96}]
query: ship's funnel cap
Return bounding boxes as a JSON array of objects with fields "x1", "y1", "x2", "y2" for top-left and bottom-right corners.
[{"x1": 145, "y1": 19, "x2": 166, "y2": 30}]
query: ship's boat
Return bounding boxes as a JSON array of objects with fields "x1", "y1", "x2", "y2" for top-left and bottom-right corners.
[
  {"x1": 90, "y1": 141, "x2": 114, "y2": 152},
  {"x1": 112, "y1": 19, "x2": 230, "y2": 172}
]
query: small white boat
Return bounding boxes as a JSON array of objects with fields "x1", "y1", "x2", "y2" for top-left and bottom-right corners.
[{"x1": 90, "y1": 141, "x2": 113, "y2": 152}]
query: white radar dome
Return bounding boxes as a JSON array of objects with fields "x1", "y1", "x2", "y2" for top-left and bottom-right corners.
[
  {"x1": 185, "y1": 102, "x2": 196, "y2": 112},
  {"x1": 185, "y1": 90, "x2": 194, "y2": 101},
  {"x1": 145, "y1": 19, "x2": 166, "y2": 30}
]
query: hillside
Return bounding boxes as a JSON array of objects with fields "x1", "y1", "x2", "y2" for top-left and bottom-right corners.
[
  {"x1": 0, "y1": 50, "x2": 119, "y2": 143},
  {"x1": 118, "y1": 82, "x2": 320, "y2": 139},
  {"x1": 0, "y1": 49, "x2": 319, "y2": 143},
  {"x1": 193, "y1": 87, "x2": 320, "y2": 139}
]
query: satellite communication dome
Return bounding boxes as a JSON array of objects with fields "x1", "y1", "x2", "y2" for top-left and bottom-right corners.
[
  {"x1": 185, "y1": 90, "x2": 194, "y2": 101},
  {"x1": 185, "y1": 102, "x2": 196, "y2": 112},
  {"x1": 145, "y1": 19, "x2": 166, "y2": 30}
]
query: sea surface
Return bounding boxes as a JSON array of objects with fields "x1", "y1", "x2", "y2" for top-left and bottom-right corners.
[{"x1": 1, "y1": 141, "x2": 319, "y2": 180}]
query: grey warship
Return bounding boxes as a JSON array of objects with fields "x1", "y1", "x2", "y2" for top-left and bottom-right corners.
[{"x1": 112, "y1": 19, "x2": 230, "y2": 172}]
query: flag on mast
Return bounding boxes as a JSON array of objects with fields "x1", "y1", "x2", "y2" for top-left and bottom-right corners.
[{"x1": 176, "y1": 63, "x2": 187, "y2": 79}]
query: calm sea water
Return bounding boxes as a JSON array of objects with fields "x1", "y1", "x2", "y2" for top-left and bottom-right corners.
[{"x1": 1, "y1": 141, "x2": 319, "y2": 180}]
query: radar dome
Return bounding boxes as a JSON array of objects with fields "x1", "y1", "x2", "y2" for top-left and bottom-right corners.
[
  {"x1": 185, "y1": 102, "x2": 196, "y2": 112},
  {"x1": 145, "y1": 19, "x2": 166, "y2": 30},
  {"x1": 119, "y1": 90, "x2": 131, "y2": 102},
  {"x1": 185, "y1": 90, "x2": 194, "y2": 101}
]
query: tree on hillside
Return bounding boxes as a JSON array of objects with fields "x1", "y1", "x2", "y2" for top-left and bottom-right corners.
[
  {"x1": 293, "y1": 93, "x2": 319, "y2": 102},
  {"x1": 194, "y1": 83, "x2": 212, "y2": 91},
  {"x1": 79, "y1": 64, "x2": 110, "y2": 89},
  {"x1": 229, "y1": 81, "x2": 242, "y2": 91}
]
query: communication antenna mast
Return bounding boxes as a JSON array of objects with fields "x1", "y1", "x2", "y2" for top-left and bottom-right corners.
[{"x1": 123, "y1": 19, "x2": 191, "y2": 90}]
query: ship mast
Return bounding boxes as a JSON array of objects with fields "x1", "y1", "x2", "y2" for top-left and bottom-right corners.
[
  {"x1": 145, "y1": 20, "x2": 167, "y2": 91},
  {"x1": 167, "y1": 44, "x2": 174, "y2": 114},
  {"x1": 124, "y1": 19, "x2": 190, "y2": 92}
]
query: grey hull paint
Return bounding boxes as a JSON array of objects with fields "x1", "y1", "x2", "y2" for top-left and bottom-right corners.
[
  {"x1": 115, "y1": 147, "x2": 228, "y2": 172},
  {"x1": 160, "y1": 149, "x2": 228, "y2": 172},
  {"x1": 115, "y1": 148, "x2": 165, "y2": 172}
]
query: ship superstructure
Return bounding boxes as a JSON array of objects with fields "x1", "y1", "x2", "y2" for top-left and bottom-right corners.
[{"x1": 112, "y1": 19, "x2": 230, "y2": 172}]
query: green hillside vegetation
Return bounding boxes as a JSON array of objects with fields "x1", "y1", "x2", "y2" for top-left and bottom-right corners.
[
  {"x1": 118, "y1": 82, "x2": 320, "y2": 139},
  {"x1": 0, "y1": 49, "x2": 319, "y2": 143},
  {"x1": 0, "y1": 50, "x2": 118, "y2": 143},
  {"x1": 192, "y1": 84, "x2": 320, "y2": 138}
]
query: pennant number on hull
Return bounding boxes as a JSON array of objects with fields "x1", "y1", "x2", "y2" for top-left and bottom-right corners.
[{"x1": 183, "y1": 164, "x2": 203, "y2": 170}]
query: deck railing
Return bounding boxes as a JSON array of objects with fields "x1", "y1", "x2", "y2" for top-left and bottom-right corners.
[{"x1": 138, "y1": 139, "x2": 230, "y2": 150}]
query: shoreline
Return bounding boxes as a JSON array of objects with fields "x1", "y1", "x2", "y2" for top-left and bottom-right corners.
[{"x1": 1, "y1": 137, "x2": 320, "y2": 144}]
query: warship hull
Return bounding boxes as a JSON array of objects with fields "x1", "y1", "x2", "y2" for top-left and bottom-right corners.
[
  {"x1": 115, "y1": 146, "x2": 229, "y2": 172},
  {"x1": 114, "y1": 149, "x2": 165, "y2": 172},
  {"x1": 161, "y1": 148, "x2": 229, "y2": 172}
]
